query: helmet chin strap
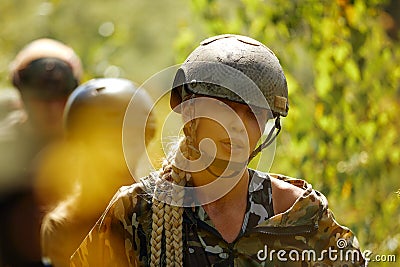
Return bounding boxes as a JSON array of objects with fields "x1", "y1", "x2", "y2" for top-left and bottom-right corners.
[
  {"x1": 200, "y1": 116, "x2": 281, "y2": 178},
  {"x1": 249, "y1": 116, "x2": 281, "y2": 161}
]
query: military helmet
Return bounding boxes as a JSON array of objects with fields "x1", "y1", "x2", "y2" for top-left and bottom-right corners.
[
  {"x1": 10, "y1": 38, "x2": 83, "y2": 100},
  {"x1": 64, "y1": 78, "x2": 156, "y2": 144},
  {"x1": 170, "y1": 34, "x2": 288, "y2": 117}
]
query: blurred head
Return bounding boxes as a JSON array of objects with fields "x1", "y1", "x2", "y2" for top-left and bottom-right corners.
[
  {"x1": 64, "y1": 78, "x2": 156, "y2": 171},
  {"x1": 9, "y1": 38, "x2": 83, "y2": 140}
]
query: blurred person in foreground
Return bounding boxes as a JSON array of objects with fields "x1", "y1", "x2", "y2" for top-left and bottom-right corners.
[
  {"x1": 70, "y1": 34, "x2": 366, "y2": 266},
  {"x1": 0, "y1": 38, "x2": 82, "y2": 266},
  {"x1": 39, "y1": 78, "x2": 156, "y2": 267}
]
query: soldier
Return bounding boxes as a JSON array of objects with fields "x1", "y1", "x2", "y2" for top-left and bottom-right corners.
[
  {"x1": 39, "y1": 78, "x2": 156, "y2": 267},
  {"x1": 0, "y1": 38, "x2": 82, "y2": 266},
  {"x1": 9, "y1": 38, "x2": 83, "y2": 143},
  {"x1": 71, "y1": 34, "x2": 366, "y2": 266}
]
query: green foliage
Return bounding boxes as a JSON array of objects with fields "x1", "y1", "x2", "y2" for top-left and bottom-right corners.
[
  {"x1": 0, "y1": 0, "x2": 195, "y2": 90},
  {"x1": 1, "y1": 0, "x2": 399, "y2": 264},
  {"x1": 178, "y1": 0, "x2": 400, "y2": 264}
]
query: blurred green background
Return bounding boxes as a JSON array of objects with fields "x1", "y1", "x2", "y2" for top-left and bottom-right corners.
[{"x1": 1, "y1": 0, "x2": 399, "y2": 265}]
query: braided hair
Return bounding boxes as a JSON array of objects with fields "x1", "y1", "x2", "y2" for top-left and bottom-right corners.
[{"x1": 150, "y1": 102, "x2": 199, "y2": 266}]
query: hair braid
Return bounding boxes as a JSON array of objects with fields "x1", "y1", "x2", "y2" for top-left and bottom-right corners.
[
  {"x1": 149, "y1": 139, "x2": 190, "y2": 267},
  {"x1": 171, "y1": 119, "x2": 199, "y2": 266},
  {"x1": 163, "y1": 200, "x2": 174, "y2": 266},
  {"x1": 162, "y1": 161, "x2": 175, "y2": 266},
  {"x1": 150, "y1": 99, "x2": 199, "y2": 266},
  {"x1": 169, "y1": 166, "x2": 186, "y2": 265},
  {"x1": 150, "y1": 195, "x2": 165, "y2": 266},
  {"x1": 150, "y1": 160, "x2": 171, "y2": 266}
]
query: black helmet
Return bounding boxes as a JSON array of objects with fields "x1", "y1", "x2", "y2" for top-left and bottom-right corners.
[
  {"x1": 170, "y1": 34, "x2": 288, "y2": 117},
  {"x1": 64, "y1": 78, "x2": 156, "y2": 145}
]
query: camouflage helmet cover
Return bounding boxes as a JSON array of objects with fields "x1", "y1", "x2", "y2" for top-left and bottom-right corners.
[{"x1": 170, "y1": 34, "x2": 289, "y2": 117}]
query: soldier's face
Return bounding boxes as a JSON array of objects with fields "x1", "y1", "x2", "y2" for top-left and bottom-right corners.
[{"x1": 189, "y1": 97, "x2": 269, "y2": 163}]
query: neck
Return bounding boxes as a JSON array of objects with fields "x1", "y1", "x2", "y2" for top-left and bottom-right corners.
[
  {"x1": 201, "y1": 169, "x2": 249, "y2": 244},
  {"x1": 192, "y1": 165, "x2": 249, "y2": 207}
]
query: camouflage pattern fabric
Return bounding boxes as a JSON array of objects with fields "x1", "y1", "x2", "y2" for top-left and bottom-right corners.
[{"x1": 70, "y1": 170, "x2": 366, "y2": 266}]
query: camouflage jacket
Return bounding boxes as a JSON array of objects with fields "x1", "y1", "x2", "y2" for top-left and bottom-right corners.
[{"x1": 71, "y1": 170, "x2": 366, "y2": 266}]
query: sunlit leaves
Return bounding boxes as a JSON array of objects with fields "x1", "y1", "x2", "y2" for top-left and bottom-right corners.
[{"x1": 181, "y1": 0, "x2": 400, "y2": 262}]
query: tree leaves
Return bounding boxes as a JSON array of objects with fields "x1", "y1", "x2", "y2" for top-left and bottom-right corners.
[{"x1": 176, "y1": 0, "x2": 400, "y2": 261}]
